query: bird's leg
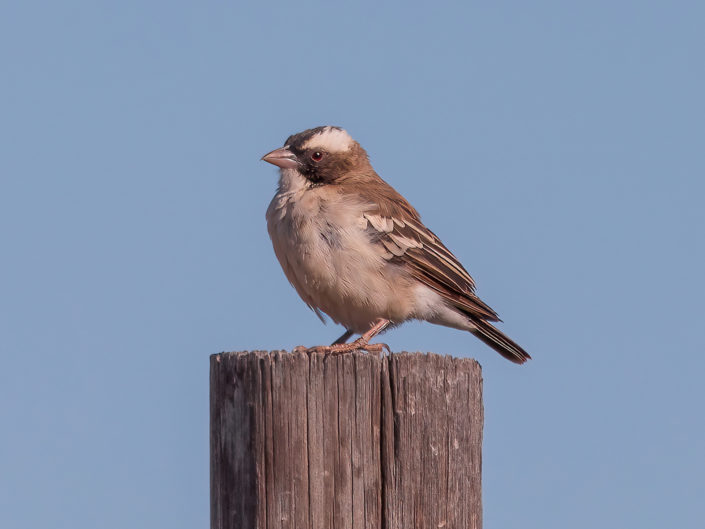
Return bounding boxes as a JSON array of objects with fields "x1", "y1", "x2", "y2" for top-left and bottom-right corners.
[
  {"x1": 307, "y1": 319, "x2": 391, "y2": 355},
  {"x1": 331, "y1": 329, "x2": 354, "y2": 345},
  {"x1": 353, "y1": 318, "x2": 391, "y2": 348}
]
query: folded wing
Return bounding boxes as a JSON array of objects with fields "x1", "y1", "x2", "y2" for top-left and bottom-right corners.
[{"x1": 362, "y1": 210, "x2": 501, "y2": 322}]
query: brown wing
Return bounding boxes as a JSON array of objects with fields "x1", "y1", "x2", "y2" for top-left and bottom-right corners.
[
  {"x1": 341, "y1": 169, "x2": 501, "y2": 322},
  {"x1": 362, "y1": 210, "x2": 501, "y2": 322}
]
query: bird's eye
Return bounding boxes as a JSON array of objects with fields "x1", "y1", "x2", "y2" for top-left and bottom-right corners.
[{"x1": 311, "y1": 151, "x2": 323, "y2": 162}]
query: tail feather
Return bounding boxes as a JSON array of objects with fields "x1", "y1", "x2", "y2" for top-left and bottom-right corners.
[{"x1": 471, "y1": 319, "x2": 531, "y2": 364}]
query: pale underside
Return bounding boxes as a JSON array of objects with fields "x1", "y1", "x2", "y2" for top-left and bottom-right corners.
[{"x1": 266, "y1": 168, "x2": 481, "y2": 334}]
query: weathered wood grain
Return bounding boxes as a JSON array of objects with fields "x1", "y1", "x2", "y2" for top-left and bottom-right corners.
[{"x1": 211, "y1": 351, "x2": 482, "y2": 529}]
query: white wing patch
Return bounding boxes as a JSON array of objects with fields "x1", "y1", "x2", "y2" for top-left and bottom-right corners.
[
  {"x1": 363, "y1": 213, "x2": 423, "y2": 258},
  {"x1": 302, "y1": 126, "x2": 354, "y2": 153},
  {"x1": 363, "y1": 213, "x2": 394, "y2": 233}
]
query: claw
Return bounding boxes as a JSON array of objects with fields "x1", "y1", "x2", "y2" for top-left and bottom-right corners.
[
  {"x1": 300, "y1": 340, "x2": 388, "y2": 356},
  {"x1": 298, "y1": 318, "x2": 392, "y2": 357},
  {"x1": 360, "y1": 343, "x2": 385, "y2": 354},
  {"x1": 304, "y1": 345, "x2": 329, "y2": 355}
]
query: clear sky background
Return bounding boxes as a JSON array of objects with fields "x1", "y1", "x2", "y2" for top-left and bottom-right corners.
[{"x1": 1, "y1": 2, "x2": 703, "y2": 528}]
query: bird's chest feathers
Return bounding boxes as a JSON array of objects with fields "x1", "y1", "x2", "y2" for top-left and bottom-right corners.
[{"x1": 267, "y1": 190, "x2": 381, "y2": 296}]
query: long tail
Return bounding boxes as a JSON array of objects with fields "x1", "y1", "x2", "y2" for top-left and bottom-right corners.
[{"x1": 471, "y1": 319, "x2": 531, "y2": 364}]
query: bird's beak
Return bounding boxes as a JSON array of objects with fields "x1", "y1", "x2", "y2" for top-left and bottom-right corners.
[{"x1": 261, "y1": 147, "x2": 300, "y2": 169}]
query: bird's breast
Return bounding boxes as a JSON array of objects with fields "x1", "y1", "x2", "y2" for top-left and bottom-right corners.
[{"x1": 266, "y1": 189, "x2": 414, "y2": 331}]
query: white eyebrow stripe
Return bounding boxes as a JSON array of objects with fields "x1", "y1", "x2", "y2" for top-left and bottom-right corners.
[{"x1": 302, "y1": 127, "x2": 354, "y2": 153}]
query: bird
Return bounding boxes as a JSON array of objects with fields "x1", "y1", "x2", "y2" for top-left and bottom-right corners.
[{"x1": 261, "y1": 126, "x2": 531, "y2": 364}]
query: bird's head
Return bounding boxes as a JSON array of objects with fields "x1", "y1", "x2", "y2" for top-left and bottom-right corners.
[{"x1": 262, "y1": 126, "x2": 370, "y2": 189}]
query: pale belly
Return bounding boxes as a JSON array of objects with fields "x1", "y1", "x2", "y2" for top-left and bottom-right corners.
[{"x1": 266, "y1": 191, "x2": 414, "y2": 332}]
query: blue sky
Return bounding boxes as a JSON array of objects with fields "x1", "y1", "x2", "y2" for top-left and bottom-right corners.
[{"x1": 1, "y1": 2, "x2": 703, "y2": 528}]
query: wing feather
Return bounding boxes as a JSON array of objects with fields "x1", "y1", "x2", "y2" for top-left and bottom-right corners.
[{"x1": 363, "y1": 212, "x2": 500, "y2": 322}]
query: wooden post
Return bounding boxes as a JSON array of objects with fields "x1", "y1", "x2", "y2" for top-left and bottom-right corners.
[{"x1": 210, "y1": 351, "x2": 483, "y2": 529}]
